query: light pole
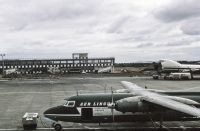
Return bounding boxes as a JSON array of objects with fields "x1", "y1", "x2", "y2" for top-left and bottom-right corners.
[{"x1": 0, "y1": 54, "x2": 5, "y2": 76}]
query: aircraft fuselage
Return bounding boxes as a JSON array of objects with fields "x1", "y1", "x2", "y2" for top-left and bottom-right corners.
[{"x1": 44, "y1": 92, "x2": 200, "y2": 123}]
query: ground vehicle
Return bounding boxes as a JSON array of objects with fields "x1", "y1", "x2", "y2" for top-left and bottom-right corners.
[
  {"x1": 168, "y1": 72, "x2": 191, "y2": 80},
  {"x1": 153, "y1": 73, "x2": 191, "y2": 80},
  {"x1": 22, "y1": 113, "x2": 38, "y2": 130}
]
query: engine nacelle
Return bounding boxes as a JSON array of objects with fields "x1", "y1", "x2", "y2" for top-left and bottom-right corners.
[{"x1": 115, "y1": 96, "x2": 149, "y2": 113}]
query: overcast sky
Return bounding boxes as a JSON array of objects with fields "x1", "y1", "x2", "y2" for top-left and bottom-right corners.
[{"x1": 0, "y1": 0, "x2": 200, "y2": 62}]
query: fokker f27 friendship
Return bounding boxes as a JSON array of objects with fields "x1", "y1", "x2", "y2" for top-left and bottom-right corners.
[{"x1": 44, "y1": 81, "x2": 200, "y2": 131}]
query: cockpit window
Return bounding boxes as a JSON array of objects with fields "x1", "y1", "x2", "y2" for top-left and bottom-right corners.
[
  {"x1": 64, "y1": 101, "x2": 68, "y2": 105},
  {"x1": 68, "y1": 101, "x2": 75, "y2": 106},
  {"x1": 64, "y1": 101, "x2": 75, "y2": 107}
]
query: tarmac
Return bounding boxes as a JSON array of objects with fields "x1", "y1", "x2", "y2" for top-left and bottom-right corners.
[{"x1": 0, "y1": 76, "x2": 200, "y2": 131}]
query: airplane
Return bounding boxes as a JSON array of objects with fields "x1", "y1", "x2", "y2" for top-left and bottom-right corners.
[
  {"x1": 153, "y1": 59, "x2": 200, "y2": 79},
  {"x1": 4, "y1": 68, "x2": 18, "y2": 75},
  {"x1": 44, "y1": 81, "x2": 200, "y2": 131},
  {"x1": 160, "y1": 59, "x2": 200, "y2": 73},
  {"x1": 95, "y1": 66, "x2": 112, "y2": 73}
]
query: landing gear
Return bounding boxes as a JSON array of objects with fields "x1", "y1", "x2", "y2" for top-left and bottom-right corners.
[
  {"x1": 148, "y1": 113, "x2": 164, "y2": 130},
  {"x1": 148, "y1": 113, "x2": 157, "y2": 129},
  {"x1": 52, "y1": 123, "x2": 62, "y2": 131},
  {"x1": 158, "y1": 115, "x2": 163, "y2": 131},
  {"x1": 190, "y1": 70, "x2": 194, "y2": 79},
  {"x1": 159, "y1": 117, "x2": 163, "y2": 129}
]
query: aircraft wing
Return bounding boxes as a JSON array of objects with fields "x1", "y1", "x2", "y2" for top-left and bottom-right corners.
[{"x1": 121, "y1": 81, "x2": 200, "y2": 117}]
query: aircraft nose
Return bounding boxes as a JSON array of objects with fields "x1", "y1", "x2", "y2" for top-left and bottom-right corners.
[
  {"x1": 43, "y1": 108, "x2": 52, "y2": 115},
  {"x1": 43, "y1": 106, "x2": 61, "y2": 121},
  {"x1": 44, "y1": 105, "x2": 79, "y2": 118},
  {"x1": 44, "y1": 106, "x2": 61, "y2": 116},
  {"x1": 44, "y1": 105, "x2": 71, "y2": 116}
]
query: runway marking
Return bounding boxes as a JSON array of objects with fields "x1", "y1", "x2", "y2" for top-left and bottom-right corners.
[
  {"x1": 0, "y1": 91, "x2": 69, "y2": 95},
  {"x1": 0, "y1": 90, "x2": 104, "y2": 95},
  {"x1": 0, "y1": 80, "x2": 9, "y2": 81},
  {"x1": 84, "y1": 126, "x2": 100, "y2": 130},
  {"x1": 0, "y1": 129, "x2": 17, "y2": 131}
]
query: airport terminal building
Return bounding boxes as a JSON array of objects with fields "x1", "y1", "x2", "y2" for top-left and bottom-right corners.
[{"x1": 0, "y1": 53, "x2": 115, "y2": 74}]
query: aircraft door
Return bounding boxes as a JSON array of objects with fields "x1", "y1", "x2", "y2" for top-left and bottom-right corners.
[{"x1": 81, "y1": 108, "x2": 93, "y2": 120}]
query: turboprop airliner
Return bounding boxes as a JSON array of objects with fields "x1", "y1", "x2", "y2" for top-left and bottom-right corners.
[{"x1": 44, "y1": 81, "x2": 200, "y2": 131}]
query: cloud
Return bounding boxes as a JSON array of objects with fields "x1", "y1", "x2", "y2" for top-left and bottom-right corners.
[
  {"x1": 0, "y1": 0, "x2": 101, "y2": 31},
  {"x1": 0, "y1": 0, "x2": 200, "y2": 62},
  {"x1": 136, "y1": 43, "x2": 154, "y2": 48},
  {"x1": 106, "y1": 16, "x2": 130, "y2": 34},
  {"x1": 164, "y1": 39, "x2": 192, "y2": 47},
  {"x1": 181, "y1": 18, "x2": 200, "y2": 35},
  {"x1": 154, "y1": 0, "x2": 200, "y2": 22}
]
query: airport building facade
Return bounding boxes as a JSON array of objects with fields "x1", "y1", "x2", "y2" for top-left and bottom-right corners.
[{"x1": 0, "y1": 53, "x2": 115, "y2": 74}]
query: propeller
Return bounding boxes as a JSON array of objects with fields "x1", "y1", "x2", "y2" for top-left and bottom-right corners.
[{"x1": 107, "y1": 87, "x2": 115, "y2": 123}]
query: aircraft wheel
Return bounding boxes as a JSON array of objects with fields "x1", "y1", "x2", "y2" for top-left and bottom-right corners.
[{"x1": 54, "y1": 123, "x2": 62, "y2": 131}]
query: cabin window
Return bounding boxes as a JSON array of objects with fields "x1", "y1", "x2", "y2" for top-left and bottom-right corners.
[
  {"x1": 68, "y1": 101, "x2": 75, "y2": 106},
  {"x1": 64, "y1": 101, "x2": 75, "y2": 107}
]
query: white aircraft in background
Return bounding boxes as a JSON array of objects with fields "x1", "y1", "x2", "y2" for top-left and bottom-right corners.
[
  {"x1": 97, "y1": 66, "x2": 112, "y2": 73},
  {"x1": 152, "y1": 59, "x2": 200, "y2": 80},
  {"x1": 160, "y1": 59, "x2": 200, "y2": 72}
]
